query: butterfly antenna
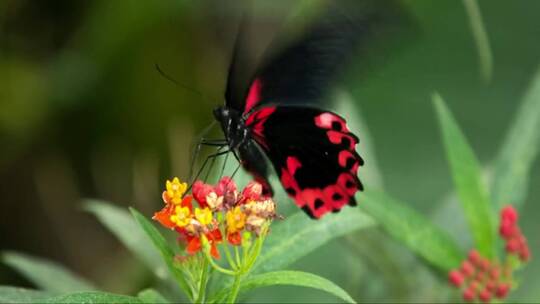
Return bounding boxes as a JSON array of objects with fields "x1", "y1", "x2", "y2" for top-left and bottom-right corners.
[{"x1": 155, "y1": 63, "x2": 212, "y2": 102}]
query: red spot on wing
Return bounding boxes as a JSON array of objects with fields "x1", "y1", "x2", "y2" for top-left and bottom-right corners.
[
  {"x1": 326, "y1": 131, "x2": 357, "y2": 150},
  {"x1": 338, "y1": 150, "x2": 360, "y2": 174},
  {"x1": 314, "y1": 112, "x2": 350, "y2": 132},
  {"x1": 244, "y1": 78, "x2": 262, "y2": 114}
]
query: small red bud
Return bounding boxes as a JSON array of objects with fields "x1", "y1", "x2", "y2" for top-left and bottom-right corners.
[
  {"x1": 469, "y1": 280, "x2": 479, "y2": 291},
  {"x1": 449, "y1": 270, "x2": 464, "y2": 287},
  {"x1": 468, "y1": 249, "x2": 482, "y2": 265},
  {"x1": 495, "y1": 283, "x2": 510, "y2": 299},
  {"x1": 461, "y1": 260, "x2": 475, "y2": 277},
  {"x1": 519, "y1": 246, "x2": 531, "y2": 262},
  {"x1": 480, "y1": 258, "x2": 491, "y2": 271},
  {"x1": 501, "y1": 205, "x2": 518, "y2": 224},
  {"x1": 475, "y1": 270, "x2": 486, "y2": 282},
  {"x1": 486, "y1": 280, "x2": 496, "y2": 292},
  {"x1": 506, "y1": 238, "x2": 520, "y2": 253},
  {"x1": 479, "y1": 288, "x2": 491, "y2": 303},
  {"x1": 489, "y1": 267, "x2": 500, "y2": 280},
  {"x1": 462, "y1": 287, "x2": 476, "y2": 302},
  {"x1": 499, "y1": 221, "x2": 517, "y2": 239}
]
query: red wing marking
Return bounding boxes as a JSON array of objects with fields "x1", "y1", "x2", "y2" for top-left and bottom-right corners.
[
  {"x1": 244, "y1": 78, "x2": 262, "y2": 114},
  {"x1": 338, "y1": 150, "x2": 360, "y2": 174},
  {"x1": 245, "y1": 106, "x2": 276, "y2": 150},
  {"x1": 326, "y1": 131, "x2": 357, "y2": 150},
  {"x1": 314, "y1": 112, "x2": 350, "y2": 132},
  {"x1": 279, "y1": 155, "x2": 360, "y2": 219}
]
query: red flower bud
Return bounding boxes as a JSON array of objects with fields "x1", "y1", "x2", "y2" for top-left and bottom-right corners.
[
  {"x1": 461, "y1": 260, "x2": 475, "y2": 277},
  {"x1": 449, "y1": 270, "x2": 464, "y2": 287},
  {"x1": 519, "y1": 246, "x2": 531, "y2": 262},
  {"x1": 489, "y1": 267, "x2": 500, "y2": 280},
  {"x1": 506, "y1": 238, "x2": 520, "y2": 253},
  {"x1": 479, "y1": 258, "x2": 491, "y2": 272},
  {"x1": 479, "y1": 288, "x2": 491, "y2": 303},
  {"x1": 468, "y1": 249, "x2": 482, "y2": 265},
  {"x1": 495, "y1": 283, "x2": 510, "y2": 299},
  {"x1": 462, "y1": 287, "x2": 476, "y2": 302},
  {"x1": 192, "y1": 181, "x2": 214, "y2": 208},
  {"x1": 215, "y1": 176, "x2": 237, "y2": 196},
  {"x1": 501, "y1": 205, "x2": 518, "y2": 225},
  {"x1": 486, "y1": 280, "x2": 496, "y2": 292},
  {"x1": 242, "y1": 181, "x2": 263, "y2": 201},
  {"x1": 499, "y1": 221, "x2": 516, "y2": 239}
]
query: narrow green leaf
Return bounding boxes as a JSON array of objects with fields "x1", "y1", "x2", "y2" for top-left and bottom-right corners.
[
  {"x1": 359, "y1": 190, "x2": 464, "y2": 271},
  {"x1": 0, "y1": 286, "x2": 53, "y2": 303},
  {"x1": 84, "y1": 200, "x2": 166, "y2": 279},
  {"x1": 1, "y1": 252, "x2": 95, "y2": 293},
  {"x1": 137, "y1": 288, "x2": 169, "y2": 303},
  {"x1": 433, "y1": 93, "x2": 495, "y2": 258},
  {"x1": 129, "y1": 208, "x2": 192, "y2": 299},
  {"x1": 41, "y1": 291, "x2": 142, "y2": 304},
  {"x1": 254, "y1": 209, "x2": 375, "y2": 273},
  {"x1": 211, "y1": 271, "x2": 355, "y2": 303},
  {"x1": 491, "y1": 68, "x2": 540, "y2": 210},
  {"x1": 462, "y1": 0, "x2": 493, "y2": 82}
]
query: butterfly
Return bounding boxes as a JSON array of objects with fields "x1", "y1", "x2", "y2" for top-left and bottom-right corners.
[{"x1": 207, "y1": 4, "x2": 370, "y2": 219}]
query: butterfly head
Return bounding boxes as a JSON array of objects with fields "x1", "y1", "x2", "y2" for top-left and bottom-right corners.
[{"x1": 213, "y1": 106, "x2": 248, "y2": 149}]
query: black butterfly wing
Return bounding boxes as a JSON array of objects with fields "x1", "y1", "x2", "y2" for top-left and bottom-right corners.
[
  {"x1": 245, "y1": 106, "x2": 363, "y2": 218},
  {"x1": 237, "y1": 139, "x2": 274, "y2": 197}
]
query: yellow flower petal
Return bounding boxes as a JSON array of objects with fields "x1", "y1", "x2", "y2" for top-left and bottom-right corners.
[{"x1": 195, "y1": 208, "x2": 213, "y2": 226}]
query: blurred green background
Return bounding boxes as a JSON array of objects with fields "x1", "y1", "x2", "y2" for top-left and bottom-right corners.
[{"x1": 1, "y1": 0, "x2": 539, "y2": 302}]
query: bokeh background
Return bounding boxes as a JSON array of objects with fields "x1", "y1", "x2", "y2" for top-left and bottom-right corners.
[{"x1": 1, "y1": 0, "x2": 539, "y2": 302}]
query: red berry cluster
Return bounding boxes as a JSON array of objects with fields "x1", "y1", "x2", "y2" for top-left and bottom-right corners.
[
  {"x1": 499, "y1": 205, "x2": 530, "y2": 261},
  {"x1": 447, "y1": 205, "x2": 531, "y2": 303},
  {"x1": 448, "y1": 249, "x2": 511, "y2": 302}
]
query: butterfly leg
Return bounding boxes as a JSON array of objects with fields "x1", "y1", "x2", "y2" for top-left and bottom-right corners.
[
  {"x1": 188, "y1": 149, "x2": 231, "y2": 191},
  {"x1": 189, "y1": 138, "x2": 228, "y2": 181}
]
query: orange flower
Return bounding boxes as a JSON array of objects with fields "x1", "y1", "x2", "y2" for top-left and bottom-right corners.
[{"x1": 153, "y1": 193, "x2": 192, "y2": 229}]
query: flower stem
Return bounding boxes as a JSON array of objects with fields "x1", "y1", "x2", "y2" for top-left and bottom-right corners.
[
  {"x1": 194, "y1": 257, "x2": 209, "y2": 304},
  {"x1": 224, "y1": 244, "x2": 238, "y2": 270},
  {"x1": 227, "y1": 272, "x2": 243, "y2": 303}
]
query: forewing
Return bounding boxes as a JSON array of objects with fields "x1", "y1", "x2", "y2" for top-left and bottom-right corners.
[
  {"x1": 241, "y1": 1, "x2": 404, "y2": 114},
  {"x1": 246, "y1": 106, "x2": 363, "y2": 218}
]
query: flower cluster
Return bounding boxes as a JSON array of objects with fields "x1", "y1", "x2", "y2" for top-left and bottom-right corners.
[
  {"x1": 153, "y1": 177, "x2": 277, "y2": 259},
  {"x1": 499, "y1": 205, "x2": 530, "y2": 262},
  {"x1": 448, "y1": 205, "x2": 531, "y2": 303}
]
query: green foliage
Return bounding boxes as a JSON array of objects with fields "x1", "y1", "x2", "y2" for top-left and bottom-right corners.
[
  {"x1": 84, "y1": 200, "x2": 167, "y2": 278},
  {"x1": 211, "y1": 271, "x2": 355, "y2": 303},
  {"x1": 0, "y1": 286, "x2": 53, "y2": 303},
  {"x1": 491, "y1": 67, "x2": 540, "y2": 210},
  {"x1": 40, "y1": 292, "x2": 142, "y2": 304},
  {"x1": 359, "y1": 190, "x2": 464, "y2": 271},
  {"x1": 254, "y1": 209, "x2": 375, "y2": 273},
  {"x1": 433, "y1": 93, "x2": 495, "y2": 258},
  {"x1": 129, "y1": 208, "x2": 192, "y2": 299},
  {"x1": 1, "y1": 252, "x2": 95, "y2": 293},
  {"x1": 137, "y1": 289, "x2": 170, "y2": 303}
]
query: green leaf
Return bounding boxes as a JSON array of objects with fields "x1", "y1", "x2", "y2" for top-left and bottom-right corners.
[
  {"x1": 41, "y1": 291, "x2": 142, "y2": 304},
  {"x1": 491, "y1": 67, "x2": 540, "y2": 210},
  {"x1": 1, "y1": 252, "x2": 95, "y2": 293},
  {"x1": 462, "y1": 0, "x2": 493, "y2": 82},
  {"x1": 359, "y1": 190, "x2": 464, "y2": 271},
  {"x1": 0, "y1": 286, "x2": 53, "y2": 303},
  {"x1": 211, "y1": 271, "x2": 355, "y2": 303},
  {"x1": 137, "y1": 288, "x2": 169, "y2": 303},
  {"x1": 433, "y1": 93, "x2": 495, "y2": 258},
  {"x1": 84, "y1": 200, "x2": 167, "y2": 279},
  {"x1": 129, "y1": 208, "x2": 192, "y2": 299},
  {"x1": 254, "y1": 209, "x2": 375, "y2": 273}
]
